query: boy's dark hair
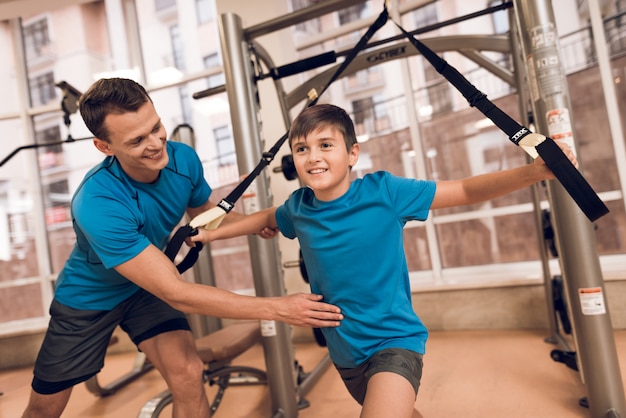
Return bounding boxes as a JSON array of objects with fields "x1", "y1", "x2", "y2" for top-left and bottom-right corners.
[
  {"x1": 289, "y1": 104, "x2": 358, "y2": 151},
  {"x1": 79, "y1": 78, "x2": 152, "y2": 142}
]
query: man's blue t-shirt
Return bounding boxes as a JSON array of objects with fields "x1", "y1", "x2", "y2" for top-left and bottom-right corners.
[
  {"x1": 54, "y1": 141, "x2": 211, "y2": 310},
  {"x1": 276, "y1": 171, "x2": 436, "y2": 368}
]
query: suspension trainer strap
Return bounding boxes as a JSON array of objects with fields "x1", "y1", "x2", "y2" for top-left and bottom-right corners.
[
  {"x1": 165, "y1": 7, "x2": 389, "y2": 273},
  {"x1": 391, "y1": 17, "x2": 608, "y2": 222},
  {"x1": 165, "y1": 225, "x2": 203, "y2": 273},
  {"x1": 216, "y1": 5, "x2": 390, "y2": 213}
]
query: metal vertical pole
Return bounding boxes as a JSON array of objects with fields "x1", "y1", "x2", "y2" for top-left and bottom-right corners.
[
  {"x1": 512, "y1": 1, "x2": 626, "y2": 416},
  {"x1": 170, "y1": 126, "x2": 222, "y2": 337},
  {"x1": 219, "y1": 12, "x2": 299, "y2": 418},
  {"x1": 508, "y1": 9, "x2": 566, "y2": 349}
]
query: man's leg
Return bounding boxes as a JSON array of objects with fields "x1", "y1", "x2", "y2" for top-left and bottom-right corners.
[
  {"x1": 22, "y1": 387, "x2": 72, "y2": 418},
  {"x1": 139, "y1": 330, "x2": 210, "y2": 418},
  {"x1": 361, "y1": 372, "x2": 424, "y2": 418}
]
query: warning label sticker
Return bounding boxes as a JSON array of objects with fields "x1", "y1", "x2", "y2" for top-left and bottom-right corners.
[
  {"x1": 578, "y1": 287, "x2": 606, "y2": 315},
  {"x1": 546, "y1": 108, "x2": 575, "y2": 152}
]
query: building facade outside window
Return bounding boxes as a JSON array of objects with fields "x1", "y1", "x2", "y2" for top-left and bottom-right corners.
[{"x1": 0, "y1": 0, "x2": 624, "y2": 337}]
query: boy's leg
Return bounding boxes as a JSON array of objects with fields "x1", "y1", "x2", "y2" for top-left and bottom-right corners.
[
  {"x1": 139, "y1": 330, "x2": 209, "y2": 418},
  {"x1": 336, "y1": 348, "x2": 424, "y2": 418},
  {"x1": 22, "y1": 388, "x2": 72, "y2": 418},
  {"x1": 361, "y1": 372, "x2": 423, "y2": 418}
]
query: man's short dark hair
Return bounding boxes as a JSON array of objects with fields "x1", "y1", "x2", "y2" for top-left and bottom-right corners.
[{"x1": 79, "y1": 78, "x2": 152, "y2": 142}]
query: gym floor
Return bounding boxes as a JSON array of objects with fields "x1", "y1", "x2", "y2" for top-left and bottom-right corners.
[{"x1": 1, "y1": 329, "x2": 625, "y2": 417}]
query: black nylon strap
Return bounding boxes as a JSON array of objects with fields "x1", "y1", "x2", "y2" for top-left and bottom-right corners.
[
  {"x1": 217, "y1": 6, "x2": 390, "y2": 213},
  {"x1": 165, "y1": 225, "x2": 203, "y2": 274},
  {"x1": 391, "y1": 17, "x2": 608, "y2": 222},
  {"x1": 164, "y1": 7, "x2": 390, "y2": 273},
  {"x1": 536, "y1": 139, "x2": 609, "y2": 221}
]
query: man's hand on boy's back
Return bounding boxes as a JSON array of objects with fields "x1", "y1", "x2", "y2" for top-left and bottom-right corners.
[{"x1": 274, "y1": 293, "x2": 343, "y2": 328}]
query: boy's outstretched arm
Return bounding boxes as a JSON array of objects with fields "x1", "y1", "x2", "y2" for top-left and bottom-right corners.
[
  {"x1": 191, "y1": 207, "x2": 279, "y2": 244},
  {"x1": 431, "y1": 140, "x2": 577, "y2": 210}
]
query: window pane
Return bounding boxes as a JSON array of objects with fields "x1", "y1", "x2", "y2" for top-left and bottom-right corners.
[
  {"x1": 195, "y1": 0, "x2": 214, "y2": 24},
  {"x1": 0, "y1": 22, "x2": 20, "y2": 115},
  {"x1": 0, "y1": 118, "x2": 41, "y2": 281},
  {"x1": 404, "y1": 226, "x2": 432, "y2": 271},
  {"x1": 0, "y1": 284, "x2": 44, "y2": 321},
  {"x1": 436, "y1": 213, "x2": 540, "y2": 268}
]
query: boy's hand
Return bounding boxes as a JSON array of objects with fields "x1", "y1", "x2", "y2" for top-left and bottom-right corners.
[
  {"x1": 185, "y1": 226, "x2": 278, "y2": 247},
  {"x1": 535, "y1": 140, "x2": 578, "y2": 179},
  {"x1": 258, "y1": 226, "x2": 278, "y2": 239},
  {"x1": 186, "y1": 228, "x2": 211, "y2": 247}
]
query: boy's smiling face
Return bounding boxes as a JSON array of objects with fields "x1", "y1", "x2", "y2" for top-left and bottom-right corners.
[{"x1": 291, "y1": 125, "x2": 359, "y2": 201}]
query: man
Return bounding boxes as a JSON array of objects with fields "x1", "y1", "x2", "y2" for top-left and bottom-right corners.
[{"x1": 22, "y1": 78, "x2": 342, "y2": 418}]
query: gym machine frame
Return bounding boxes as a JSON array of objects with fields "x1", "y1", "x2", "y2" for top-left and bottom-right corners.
[
  {"x1": 512, "y1": 1, "x2": 625, "y2": 417},
  {"x1": 215, "y1": 1, "x2": 624, "y2": 416},
  {"x1": 216, "y1": 6, "x2": 515, "y2": 417}
]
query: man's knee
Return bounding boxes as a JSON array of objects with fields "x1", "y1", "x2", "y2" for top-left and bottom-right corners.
[{"x1": 164, "y1": 352, "x2": 205, "y2": 389}]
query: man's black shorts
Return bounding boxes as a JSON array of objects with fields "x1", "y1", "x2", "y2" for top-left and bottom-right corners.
[{"x1": 32, "y1": 288, "x2": 190, "y2": 394}]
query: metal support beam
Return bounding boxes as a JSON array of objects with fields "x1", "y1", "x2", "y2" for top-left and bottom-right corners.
[
  {"x1": 219, "y1": 12, "x2": 299, "y2": 418},
  {"x1": 243, "y1": 0, "x2": 365, "y2": 40},
  {"x1": 170, "y1": 125, "x2": 222, "y2": 336},
  {"x1": 512, "y1": 1, "x2": 626, "y2": 416},
  {"x1": 284, "y1": 35, "x2": 511, "y2": 109},
  {"x1": 508, "y1": 7, "x2": 568, "y2": 350}
]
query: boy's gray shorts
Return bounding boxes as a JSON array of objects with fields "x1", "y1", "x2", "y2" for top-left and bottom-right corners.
[
  {"x1": 32, "y1": 288, "x2": 190, "y2": 394},
  {"x1": 335, "y1": 347, "x2": 424, "y2": 405}
]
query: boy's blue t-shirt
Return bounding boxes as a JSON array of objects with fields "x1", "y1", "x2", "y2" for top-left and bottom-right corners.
[
  {"x1": 54, "y1": 141, "x2": 211, "y2": 310},
  {"x1": 276, "y1": 171, "x2": 436, "y2": 368}
]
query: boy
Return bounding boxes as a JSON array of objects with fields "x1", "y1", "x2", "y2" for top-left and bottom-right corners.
[{"x1": 190, "y1": 103, "x2": 577, "y2": 418}]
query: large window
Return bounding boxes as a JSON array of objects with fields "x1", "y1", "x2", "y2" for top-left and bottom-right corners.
[
  {"x1": 203, "y1": 53, "x2": 224, "y2": 88},
  {"x1": 195, "y1": 0, "x2": 215, "y2": 24},
  {"x1": 29, "y1": 72, "x2": 56, "y2": 107},
  {"x1": 0, "y1": 0, "x2": 625, "y2": 339},
  {"x1": 213, "y1": 125, "x2": 236, "y2": 166},
  {"x1": 338, "y1": 3, "x2": 368, "y2": 25},
  {"x1": 170, "y1": 24, "x2": 185, "y2": 70},
  {"x1": 22, "y1": 17, "x2": 50, "y2": 60}
]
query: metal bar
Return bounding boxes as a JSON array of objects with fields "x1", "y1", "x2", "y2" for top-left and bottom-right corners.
[
  {"x1": 509, "y1": 7, "x2": 558, "y2": 345},
  {"x1": 513, "y1": 1, "x2": 626, "y2": 416},
  {"x1": 219, "y1": 12, "x2": 299, "y2": 418},
  {"x1": 284, "y1": 35, "x2": 511, "y2": 109},
  {"x1": 508, "y1": 8, "x2": 572, "y2": 351},
  {"x1": 248, "y1": 41, "x2": 292, "y2": 128},
  {"x1": 295, "y1": 0, "x2": 434, "y2": 51},
  {"x1": 170, "y1": 125, "x2": 222, "y2": 336},
  {"x1": 243, "y1": 0, "x2": 365, "y2": 40},
  {"x1": 457, "y1": 49, "x2": 515, "y2": 86},
  {"x1": 298, "y1": 354, "x2": 332, "y2": 398}
]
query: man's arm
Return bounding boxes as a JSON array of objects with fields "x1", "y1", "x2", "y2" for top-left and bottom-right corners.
[
  {"x1": 431, "y1": 141, "x2": 577, "y2": 210},
  {"x1": 114, "y1": 244, "x2": 342, "y2": 327}
]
